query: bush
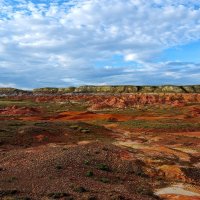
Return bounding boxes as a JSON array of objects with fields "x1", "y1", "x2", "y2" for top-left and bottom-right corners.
[
  {"x1": 48, "y1": 192, "x2": 70, "y2": 198},
  {"x1": 100, "y1": 177, "x2": 110, "y2": 183},
  {"x1": 0, "y1": 189, "x2": 19, "y2": 196},
  {"x1": 55, "y1": 165, "x2": 63, "y2": 170},
  {"x1": 86, "y1": 171, "x2": 94, "y2": 177},
  {"x1": 84, "y1": 160, "x2": 90, "y2": 165},
  {"x1": 74, "y1": 187, "x2": 87, "y2": 193},
  {"x1": 97, "y1": 164, "x2": 110, "y2": 171}
]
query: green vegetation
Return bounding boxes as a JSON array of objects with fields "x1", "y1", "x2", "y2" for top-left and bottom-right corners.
[
  {"x1": 55, "y1": 165, "x2": 63, "y2": 170},
  {"x1": 84, "y1": 160, "x2": 90, "y2": 165},
  {"x1": 0, "y1": 88, "x2": 30, "y2": 95},
  {"x1": 0, "y1": 97, "x2": 87, "y2": 114},
  {"x1": 100, "y1": 177, "x2": 110, "y2": 183},
  {"x1": 119, "y1": 119, "x2": 200, "y2": 132},
  {"x1": 74, "y1": 187, "x2": 87, "y2": 193},
  {"x1": 47, "y1": 192, "x2": 70, "y2": 198},
  {"x1": 0, "y1": 120, "x2": 112, "y2": 147},
  {"x1": 33, "y1": 87, "x2": 76, "y2": 94},
  {"x1": 70, "y1": 125, "x2": 90, "y2": 133},
  {"x1": 0, "y1": 189, "x2": 19, "y2": 197},
  {"x1": 86, "y1": 171, "x2": 94, "y2": 177},
  {"x1": 70, "y1": 85, "x2": 200, "y2": 93},
  {"x1": 97, "y1": 164, "x2": 110, "y2": 171},
  {"x1": 6, "y1": 177, "x2": 18, "y2": 183}
]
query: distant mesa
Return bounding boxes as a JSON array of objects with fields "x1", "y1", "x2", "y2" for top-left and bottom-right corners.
[
  {"x1": 0, "y1": 88, "x2": 32, "y2": 96},
  {"x1": 0, "y1": 85, "x2": 200, "y2": 96}
]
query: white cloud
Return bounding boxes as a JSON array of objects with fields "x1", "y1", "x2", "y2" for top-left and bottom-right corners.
[
  {"x1": 0, "y1": 83, "x2": 17, "y2": 88},
  {"x1": 0, "y1": 0, "x2": 200, "y2": 87},
  {"x1": 165, "y1": 72, "x2": 181, "y2": 79},
  {"x1": 124, "y1": 54, "x2": 138, "y2": 62}
]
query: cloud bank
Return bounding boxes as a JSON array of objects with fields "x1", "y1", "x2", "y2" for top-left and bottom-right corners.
[{"x1": 0, "y1": 0, "x2": 200, "y2": 88}]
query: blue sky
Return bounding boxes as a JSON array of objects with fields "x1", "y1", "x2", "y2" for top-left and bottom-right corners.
[{"x1": 0, "y1": 0, "x2": 200, "y2": 89}]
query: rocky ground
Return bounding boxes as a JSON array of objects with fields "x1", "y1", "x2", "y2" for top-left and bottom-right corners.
[{"x1": 0, "y1": 93, "x2": 200, "y2": 200}]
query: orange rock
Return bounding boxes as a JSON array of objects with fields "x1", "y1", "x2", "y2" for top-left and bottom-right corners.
[
  {"x1": 158, "y1": 165, "x2": 187, "y2": 181},
  {"x1": 160, "y1": 194, "x2": 200, "y2": 200}
]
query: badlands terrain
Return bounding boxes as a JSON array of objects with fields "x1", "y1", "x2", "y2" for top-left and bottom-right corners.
[{"x1": 0, "y1": 86, "x2": 200, "y2": 200}]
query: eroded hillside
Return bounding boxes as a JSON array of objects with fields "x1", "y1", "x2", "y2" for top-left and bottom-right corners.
[{"x1": 0, "y1": 90, "x2": 200, "y2": 200}]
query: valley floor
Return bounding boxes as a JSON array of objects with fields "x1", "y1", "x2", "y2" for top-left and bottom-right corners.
[{"x1": 0, "y1": 94, "x2": 200, "y2": 200}]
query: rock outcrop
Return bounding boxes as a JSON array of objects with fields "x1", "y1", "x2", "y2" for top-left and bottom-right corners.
[
  {"x1": 0, "y1": 88, "x2": 31, "y2": 96},
  {"x1": 88, "y1": 94, "x2": 200, "y2": 110},
  {"x1": 0, "y1": 85, "x2": 200, "y2": 96}
]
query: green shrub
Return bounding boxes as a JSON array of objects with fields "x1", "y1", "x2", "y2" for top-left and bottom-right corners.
[
  {"x1": 97, "y1": 164, "x2": 110, "y2": 171},
  {"x1": 55, "y1": 165, "x2": 63, "y2": 170},
  {"x1": 86, "y1": 171, "x2": 94, "y2": 177},
  {"x1": 74, "y1": 187, "x2": 87, "y2": 193},
  {"x1": 47, "y1": 192, "x2": 70, "y2": 198},
  {"x1": 0, "y1": 189, "x2": 19, "y2": 196},
  {"x1": 100, "y1": 177, "x2": 110, "y2": 183},
  {"x1": 84, "y1": 160, "x2": 90, "y2": 165}
]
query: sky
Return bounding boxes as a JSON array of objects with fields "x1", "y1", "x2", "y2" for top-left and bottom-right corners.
[{"x1": 0, "y1": 0, "x2": 200, "y2": 89}]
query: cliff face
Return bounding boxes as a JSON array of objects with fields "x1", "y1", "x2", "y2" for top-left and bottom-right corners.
[
  {"x1": 0, "y1": 88, "x2": 31, "y2": 96},
  {"x1": 32, "y1": 87, "x2": 76, "y2": 94},
  {"x1": 33, "y1": 85, "x2": 200, "y2": 94},
  {"x1": 32, "y1": 85, "x2": 200, "y2": 94},
  {"x1": 74, "y1": 86, "x2": 138, "y2": 93},
  {"x1": 0, "y1": 85, "x2": 200, "y2": 95}
]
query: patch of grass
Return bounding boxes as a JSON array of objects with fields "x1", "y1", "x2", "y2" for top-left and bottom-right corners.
[
  {"x1": 55, "y1": 165, "x2": 63, "y2": 170},
  {"x1": 74, "y1": 187, "x2": 87, "y2": 193},
  {"x1": 100, "y1": 177, "x2": 110, "y2": 183},
  {"x1": 135, "y1": 186, "x2": 154, "y2": 196},
  {"x1": 88, "y1": 119, "x2": 111, "y2": 126},
  {"x1": 70, "y1": 125, "x2": 90, "y2": 134},
  {"x1": 84, "y1": 160, "x2": 90, "y2": 165},
  {"x1": 7, "y1": 177, "x2": 18, "y2": 183},
  {"x1": 119, "y1": 119, "x2": 200, "y2": 132},
  {"x1": 47, "y1": 192, "x2": 70, "y2": 198},
  {"x1": 97, "y1": 164, "x2": 110, "y2": 172},
  {"x1": 87, "y1": 196, "x2": 97, "y2": 200},
  {"x1": 86, "y1": 171, "x2": 94, "y2": 177},
  {"x1": 0, "y1": 189, "x2": 19, "y2": 197},
  {"x1": 11, "y1": 197, "x2": 31, "y2": 200}
]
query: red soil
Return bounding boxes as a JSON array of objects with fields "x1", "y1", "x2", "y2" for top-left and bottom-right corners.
[
  {"x1": 87, "y1": 94, "x2": 200, "y2": 110},
  {"x1": 9, "y1": 93, "x2": 200, "y2": 110},
  {"x1": 0, "y1": 142, "x2": 158, "y2": 200},
  {"x1": 160, "y1": 194, "x2": 200, "y2": 200},
  {"x1": 170, "y1": 131, "x2": 200, "y2": 138},
  {"x1": 51, "y1": 111, "x2": 133, "y2": 121},
  {"x1": 0, "y1": 105, "x2": 41, "y2": 115},
  {"x1": 20, "y1": 110, "x2": 189, "y2": 123}
]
